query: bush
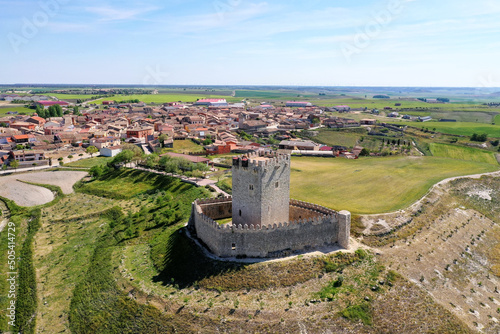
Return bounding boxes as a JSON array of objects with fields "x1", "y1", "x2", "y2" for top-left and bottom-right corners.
[
  {"x1": 68, "y1": 155, "x2": 73, "y2": 159},
  {"x1": 471, "y1": 133, "x2": 488, "y2": 142},
  {"x1": 341, "y1": 303, "x2": 372, "y2": 326}
]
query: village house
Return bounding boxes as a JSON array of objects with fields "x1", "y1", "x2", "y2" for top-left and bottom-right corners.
[
  {"x1": 126, "y1": 127, "x2": 154, "y2": 139},
  {"x1": 100, "y1": 145, "x2": 122, "y2": 157},
  {"x1": 9, "y1": 149, "x2": 46, "y2": 162}
]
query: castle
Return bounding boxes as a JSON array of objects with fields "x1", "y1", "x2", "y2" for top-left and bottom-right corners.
[{"x1": 188, "y1": 152, "x2": 351, "y2": 258}]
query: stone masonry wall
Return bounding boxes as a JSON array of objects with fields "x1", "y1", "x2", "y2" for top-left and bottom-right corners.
[
  {"x1": 232, "y1": 152, "x2": 290, "y2": 227},
  {"x1": 191, "y1": 198, "x2": 350, "y2": 258}
]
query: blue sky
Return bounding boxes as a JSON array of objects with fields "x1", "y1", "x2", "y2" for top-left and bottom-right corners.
[{"x1": 1, "y1": 0, "x2": 500, "y2": 87}]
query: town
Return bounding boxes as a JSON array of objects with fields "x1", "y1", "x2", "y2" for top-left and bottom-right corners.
[{"x1": 0, "y1": 94, "x2": 401, "y2": 170}]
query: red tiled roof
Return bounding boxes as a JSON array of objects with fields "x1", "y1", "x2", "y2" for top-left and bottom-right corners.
[
  {"x1": 12, "y1": 135, "x2": 29, "y2": 140},
  {"x1": 197, "y1": 99, "x2": 226, "y2": 103},
  {"x1": 38, "y1": 101, "x2": 69, "y2": 106}
]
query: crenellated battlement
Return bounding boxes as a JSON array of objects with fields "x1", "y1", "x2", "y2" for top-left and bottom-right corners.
[
  {"x1": 196, "y1": 196, "x2": 232, "y2": 205},
  {"x1": 232, "y1": 151, "x2": 290, "y2": 170},
  {"x1": 191, "y1": 197, "x2": 350, "y2": 257},
  {"x1": 190, "y1": 151, "x2": 350, "y2": 258}
]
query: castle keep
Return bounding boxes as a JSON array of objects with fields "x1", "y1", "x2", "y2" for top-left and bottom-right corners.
[{"x1": 188, "y1": 152, "x2": 351, "y2": 258}]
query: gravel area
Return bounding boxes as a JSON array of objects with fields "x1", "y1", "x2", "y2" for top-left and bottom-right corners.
[
  {"x1": 0, "y1": 171, "x2": 88, "y2": 206},
  {"x1": 15, "y1": 171, "x2": 88, "y2": 194}
]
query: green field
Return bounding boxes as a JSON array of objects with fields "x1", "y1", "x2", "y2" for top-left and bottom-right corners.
[
  {"x1": 65, "y1": 156, "x2": 114, "y2": 168},
  {"x1": 95, "y1": 94, "x2": 239, "y2": 104},
  {"x1": 429, "y1": 143, "x2": 498, "y2": 164},
  {"x1": 0, "y1": 105, "x2": 34, "y2": 116},
  {"x1": 162, "y1": 139, "x2": 205, "y2": 154},
  {"x1": 313, "y1": 128, "x2": 363, "y2": 148},
  {"x1": 48, "y1": 93, "x2": 99, "y2": 100},
  {"x1": 289, "y1": 156, "x2": 499, "y2": 214},
  {"x1": 411, "y1": 121, "x2": 500, "y2": 138}
]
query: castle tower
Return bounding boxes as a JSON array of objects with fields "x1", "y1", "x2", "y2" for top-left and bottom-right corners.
[{"x1": 231, "y1": 152, "x2": 290, "y2": 227}]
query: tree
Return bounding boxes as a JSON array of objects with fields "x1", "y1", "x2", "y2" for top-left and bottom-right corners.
[
  {"x1": 359, "y1": 148, "x2": 370, "y2": 156},
  {"x1": 35, "y1": 105, "x2": 44, "y2": 117},
  {"x1": 144, "y1": 154, "x2": 159, "y2": 168},
  {"x1": 48, "y1": 105, "x2": 57, "y2": 117},
  {"x1": 10, "y1": 160, "x2": 19, "y2": 171},
  {"x1": 471, "y1": 133, "x2": 488, "y2": 142},
  {"x1": 54, "y1": 104, "x2": 63, "y2": 117},
  {"x1": 86, "y1": 145, "x2": 99, "y2": 157},
  {"x1": 111, "y1": 150, "x2": 134, "y2": 167},
  {"x1": 158, "y1": 134, "x2": 168, "y2": 147}
]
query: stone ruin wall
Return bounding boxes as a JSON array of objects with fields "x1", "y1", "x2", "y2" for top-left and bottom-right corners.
[{"x1": 189, "y1": 197, "x2": 351, "y2": 258}]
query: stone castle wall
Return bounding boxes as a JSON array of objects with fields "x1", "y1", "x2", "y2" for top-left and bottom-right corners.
[
  {"x1": 190, "y1": 197, "x2": 351, "y2": 258},
  {"x1": 232, "y1": 152, "x2": 290, "y2": 227}
]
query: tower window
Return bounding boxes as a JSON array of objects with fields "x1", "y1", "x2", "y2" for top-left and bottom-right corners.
[
  {"x1": 275, "y1": 182, "x2": 279, "y2": 188},
  {"x1": 239, "y1": 209, "x2": 242, "y2": 217},
  {"x1": 249, "y1": 184, "x2": 254, "y2": 190},
  {"x1": 232, "y1": 243, "x2": 236, "y2": 250}
]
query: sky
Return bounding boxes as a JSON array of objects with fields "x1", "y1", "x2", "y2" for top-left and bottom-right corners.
[{"x1": 1, "y1": 0, "x2": 500, "y2": 87}]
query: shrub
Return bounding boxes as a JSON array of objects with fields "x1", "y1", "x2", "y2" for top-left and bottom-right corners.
[{"x1": 341, "y1": 303, "x2": 372, "y2": 326}]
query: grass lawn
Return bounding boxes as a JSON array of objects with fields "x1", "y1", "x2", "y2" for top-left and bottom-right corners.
[
  {"x1": 162, "y1": 139, "x2": 205, "y2": 154},
  {"x1": 429, "y1": 143, "x2": 498, "y2": 164},
  {"x1": 289, "y1": 156, "x2": 499, "y2": 214},
  {"x1": 409, "y1": 121, "x2": 500, "y2": 138},
  {"x1": 65, "y1": 156, "x2": 114, "y2": 168}
]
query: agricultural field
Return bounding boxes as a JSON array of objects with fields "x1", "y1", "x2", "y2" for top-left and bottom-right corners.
[
  {"x1": 0, "y1": 105, "x2": 34, "y2": 116},
  {"x1": 90, "y1": 93, "x2": 240, "y2": 104},
  {"x1": 429, "y1": 143, "x2": 498, "y2": 164},
  {"x1": 289, "y1": 156, "x2": 499, "y2": 214},
  {"x1": 409, "y1": 121, "x2": 500, "y2": 138},
  {"x1": 312, "y1": 128, "x2": 365, "y2": 148}
]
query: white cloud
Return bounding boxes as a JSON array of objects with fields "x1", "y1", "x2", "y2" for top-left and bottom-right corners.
[{"x1": 85, "y1": 5, "x2": 157, "y2": 21}]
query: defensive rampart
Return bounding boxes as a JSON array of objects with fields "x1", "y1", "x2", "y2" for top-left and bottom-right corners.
[{"x1": 189, "y1": 197, "x2": 350, "y2": 258}]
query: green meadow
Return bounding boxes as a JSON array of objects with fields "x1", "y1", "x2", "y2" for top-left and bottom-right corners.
[
  {"x1": 289, "y1": 156, "x2": 499, "y2": 214},
  {"x1": 0, "y1": 105, "x2": 34, "y2": 116},
  {"x1": 429, "y1": 143, "x2": 498, "y2": 164},
  {"x1": 94, "y1": 94, "x2": 239, "y2": 104},
  {"x1": 65, "y1": 156, "x2": 114, "y2": 168}
]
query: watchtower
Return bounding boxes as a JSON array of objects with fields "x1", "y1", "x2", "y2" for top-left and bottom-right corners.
[{"x1": 231, "y1": 152, "x2": 290, "y2": 227}]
